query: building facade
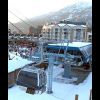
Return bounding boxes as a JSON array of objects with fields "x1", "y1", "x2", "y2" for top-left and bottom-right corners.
[
  {"x1": 41, "y1": 21, "x2": 87, "y2": 42},
  {"x1": 87, "y1": 32, "x2": 92, "y2": 42}
]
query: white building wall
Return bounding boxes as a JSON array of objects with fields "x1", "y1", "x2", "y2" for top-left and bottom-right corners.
[
  {"x1": 81, "y1": 29, "x2": 83, "y2": 40},
  {"x1": 73, "y1": 29, "x2": 76, "y2": 40},
  {"x1": 41, "y1": 23, "x2": 87, "y2": 41}
]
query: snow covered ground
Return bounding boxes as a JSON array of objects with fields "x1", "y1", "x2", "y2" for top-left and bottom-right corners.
[
  {"x1": 8, "y1": 65, "x2": 92, "y2": 100},
  {"x1": 8, "y1": 52, "x2": 32, "y2": 73}
]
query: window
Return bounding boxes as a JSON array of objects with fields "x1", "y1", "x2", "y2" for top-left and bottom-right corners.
[
  {"x1": 88, "y1": 35, "x2": 92, "y2": 42},
  {"x1": 64, "y1": 28, "x2": 67, "y2": 31},
  {"x1": 55, "y1": 32, "x2": 58, "y2": 38},
  {"x1": 48, "y1": 28, "x2": 50, "y2": 32},
  {"x1": 55, "y1": 32, "x2": 58, "y2": 34},
  {"x1": 64, "y1": 32, "x2": 68, "y2": 39},
  {"x1": 89, "y1": 35, "x2": 92, "y2": 38},
  {"x1": 83, "y1": 30, "x2": 85, "y2": 39},
  {"x1": 76, "y1": 29, "x2": 81, "y2": 40},
  {"x1": 55, "y1": 28, "x2": 58, "y2": 31},
  {"x1": 47, "y1": 32, "x2": 50, "y2": 36}
]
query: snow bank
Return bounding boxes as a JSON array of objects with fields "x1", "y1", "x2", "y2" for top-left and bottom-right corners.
[
  {"x1": 8, "y1": 52, "x2": 32, "y2": 73},
  {"x1": 52, "y1": 72, "x2": 92, "y2": 100},
  {"x1": 8, "y1": 64, "x2": 92, "y2": 100}
]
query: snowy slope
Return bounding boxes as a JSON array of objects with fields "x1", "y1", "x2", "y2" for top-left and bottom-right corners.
[
  {"x1": 8, "y1": 65, "x2": 92, "y2": 100},
  {"x1": 8, "y1": 52, "x2": 32, "y2": 73}
]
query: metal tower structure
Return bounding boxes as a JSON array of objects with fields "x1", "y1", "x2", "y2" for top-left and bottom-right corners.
[
  {"x1": 47, "y1": 56, "x2": 54, "y2": 94},
  {"x1": 35, "y1": 38, "x2": 71, "y2": 94}
]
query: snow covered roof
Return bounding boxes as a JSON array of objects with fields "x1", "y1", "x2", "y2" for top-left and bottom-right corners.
[
  {"x1": 19, "y1": 47, "x2": 29, "y2": 51},
  {"x1": 50, "y1": 24, "x2": 55, "y2": 27},
  {"x1": 8, "y1": 52, "x2": 32, "y2": 73},
  {"x1": 58, "y1": 23, "x2": 66, "y2": 27},
  {"x1": 67, "y1": 24, "x2": 86, "y2": 28},
  {"x1": 81, "y1": 25, "x2": 87, "y2": 27},
  {"x1": 43, "y1": 23, "x2": 86, "y2": 29},
  {"x1": 22, "y1": 67, "x2": 43, "y2": 73},
  {"x1": 67, "y1": 24, "x2": 76, "y2": 27},
  {"x1": 10, "y1": 52, "x2": 20, "y2": 56},
  {"x1": 31, "y1": 56, "x2": 39, "y2": 59},
  {"x1": 48, "y1": 42, "x2": 92, "y2": 48}
]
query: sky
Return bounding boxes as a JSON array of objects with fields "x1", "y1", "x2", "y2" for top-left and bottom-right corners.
[{"x1": 8, "y1": 0, "x2": 92, "y2": 23}]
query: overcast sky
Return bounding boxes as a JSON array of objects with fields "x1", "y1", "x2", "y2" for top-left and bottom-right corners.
[{"x1": 8, "y1": 0, "x2": 92, "y2": 23}]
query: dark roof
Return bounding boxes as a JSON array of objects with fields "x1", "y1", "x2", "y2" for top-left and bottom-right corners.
[{"x1": 59, "y1": 20, "x2": 86, "y2": 25}]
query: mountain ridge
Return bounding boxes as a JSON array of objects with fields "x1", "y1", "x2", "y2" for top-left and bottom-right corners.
[{"x1": 8, "y1": 2, "x2": 92, "y2": 34}]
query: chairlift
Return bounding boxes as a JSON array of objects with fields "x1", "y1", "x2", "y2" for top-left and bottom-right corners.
[{"x1": 70, "y1": 56, "x2": 83, "y2": 67}]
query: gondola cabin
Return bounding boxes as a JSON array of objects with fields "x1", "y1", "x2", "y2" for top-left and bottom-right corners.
[
  {"x1": 8, "y1": 52, "x2": 32, "y2": 88},
  {"x1": 16, "y1": 66, "x2": 47, "y2": 92}
]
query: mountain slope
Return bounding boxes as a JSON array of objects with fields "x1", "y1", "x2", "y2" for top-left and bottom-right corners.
[{"x1": 8, "y1": 2, "x2": 92, "y2": 34}]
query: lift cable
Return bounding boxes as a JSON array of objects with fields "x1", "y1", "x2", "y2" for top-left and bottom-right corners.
[
  {"x1": 8, "y1": 9, "x2": 32, "y2": 27},
  {"x1": 8, "y1": 20, "x2": 24, "y2": 34},
  {"x1": 11, "y1": 8, "x2": 34, "y2": 27}
]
